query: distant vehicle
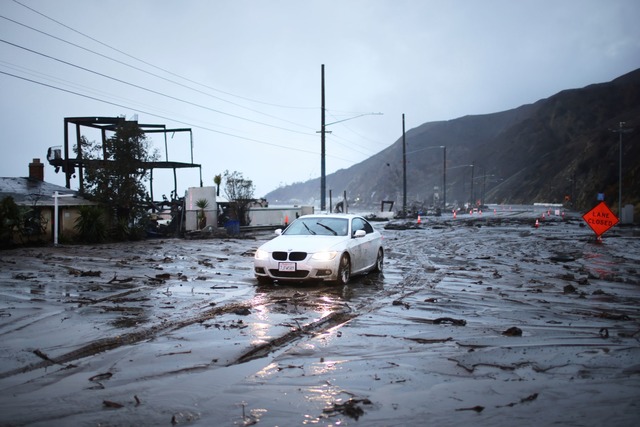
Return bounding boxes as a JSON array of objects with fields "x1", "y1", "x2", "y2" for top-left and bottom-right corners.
[{"x1": 254, "y1": 214, "x2": 383, "y2": 285}]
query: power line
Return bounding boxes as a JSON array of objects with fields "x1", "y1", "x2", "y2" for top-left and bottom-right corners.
[
  {"x1": 12, "y1": 0, "x2": 318, "y2": 111},
  {"x1": 2, "y1": 6, "x2": 380, "y2": 166},
  {"x1": 6, "y1": 3, "x2": 389, "y2": 157},
  {"x1": 0, "y1": 59, "x2": 253, "y2": 136},
  {"x1": 0, "y1": 38, "x2": 314, "y2": 136},
  {"x1": 0, "y1": 12, "x2": 316, "y2": 132},
  {"x1": 0, "y1": 69, "x2": 355, "y2": 164},
  {"x1": 0, "y1": 70, "x2": 299, "y2": 152},
  {"x1": 1, "y1": 37, "x2": 376, "y2": 163},
  {"x1": 325, "y1": 111, "x2": 387, "y2": 155}
]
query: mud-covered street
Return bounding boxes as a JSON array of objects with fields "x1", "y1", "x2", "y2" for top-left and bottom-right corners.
[{"x1": 1, "y1": 206, "x2": 639, "y2": 426}]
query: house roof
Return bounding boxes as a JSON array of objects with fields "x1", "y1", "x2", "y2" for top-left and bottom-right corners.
[{"x1": 0, "y1": 177, "x2": 95, "y2": 207}]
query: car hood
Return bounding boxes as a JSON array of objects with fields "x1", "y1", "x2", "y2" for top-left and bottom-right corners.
[{"x1": 259, "y1": 235, "x2": 348, "y2": 253}]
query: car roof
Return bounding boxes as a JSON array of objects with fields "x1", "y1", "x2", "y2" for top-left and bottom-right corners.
[{"x1": 297, "y1": 213, "x2": 363, "y2": 220}]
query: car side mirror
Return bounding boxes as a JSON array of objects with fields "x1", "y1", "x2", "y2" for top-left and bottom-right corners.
[
  {"x1": 275, "y1": 229, "x2": 283, "y2": 236},
  {"x1": 353, "y1": 229, "x2": 366, "y2": 238}
]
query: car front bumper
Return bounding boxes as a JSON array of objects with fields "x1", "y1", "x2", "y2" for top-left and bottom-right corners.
[{"x1": 254, "y1": 258, "x2": 339, "y2": 282}]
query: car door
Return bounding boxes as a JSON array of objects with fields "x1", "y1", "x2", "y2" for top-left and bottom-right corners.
[
  {"x1": 347, "y1": 218, "x2": 364, "y2": 272},
  {"x1": 350, "y1": 217, "x2": 375, "y2": 272},
  {"x1": 358, "y1": 218, "x2": 378, "y2": 268}
]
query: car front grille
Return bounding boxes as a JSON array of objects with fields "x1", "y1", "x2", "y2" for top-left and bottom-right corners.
[
  {"x1": 273, "y1": 251, "x2": 287, "y2": 261},
  {"x1": 289, "y1": 252, "x2": 307, "y2": 261},
  {"x1": 272, "y1": 251, "x2": 308, "y2": 261}
]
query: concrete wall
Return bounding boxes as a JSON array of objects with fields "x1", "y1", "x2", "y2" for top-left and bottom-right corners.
[
  {"x1": 185, "y1": 187, "x2": 217, "y2": 231},
  {"x1": 13, "y1": 206, "x2": 81, "y2": 244},
  {"x1": 248, "y1": 206, "x2": 314, "y2": 227}
]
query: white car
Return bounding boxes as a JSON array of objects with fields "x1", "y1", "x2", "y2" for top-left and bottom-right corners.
[{"x1": 254, "y1": 214, "x2": 383, "y2": 285}]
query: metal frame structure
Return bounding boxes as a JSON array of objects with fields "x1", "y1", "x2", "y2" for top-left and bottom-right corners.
[{"x1": 47, "y1": 117, "x2": 202, "y2": 202}]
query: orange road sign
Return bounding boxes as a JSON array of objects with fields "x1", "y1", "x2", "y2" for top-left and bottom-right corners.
[{"x1": 582, "y1": 201, "x2": 619, "y2": 237}]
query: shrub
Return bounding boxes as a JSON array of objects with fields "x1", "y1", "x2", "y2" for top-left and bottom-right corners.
[{"x1": 74, "y1": 205, "x2": 107, "y2": 243}]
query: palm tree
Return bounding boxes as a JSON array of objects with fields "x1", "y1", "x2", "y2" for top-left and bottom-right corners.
[
  {"x1": 196, "y1": 198, "x2": 209, "y2": 229},
  {"x1": 213, "y1": 174, "x2": 222, "y2": 197}
]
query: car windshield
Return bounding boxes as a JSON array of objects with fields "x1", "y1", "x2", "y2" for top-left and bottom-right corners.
[{"x1": 283, "y1": 217, "x2": 349, "y2": 236}]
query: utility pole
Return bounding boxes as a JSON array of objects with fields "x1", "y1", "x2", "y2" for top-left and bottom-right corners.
[
  {"x1": 612, "y1": 121, "x2": 633, "y2": 216},
  {"x1": 317, "y1": 64, "x2": 381, "y2": 212},
  {"x1": 402, "y1": 114, "x2": 407, "y2": 216},
  {"x1": 442, "y1": 146, "x2": 447, "y2": 210},
  {"x1": 320, "y1": 64, "x2": 326, "y2": 211},
  {"x1": 470, "y1": 162, "x2": 475, "y2": 208},
  {"x1": 618, "y1": 121, "x2": 623, "y2": 216}
]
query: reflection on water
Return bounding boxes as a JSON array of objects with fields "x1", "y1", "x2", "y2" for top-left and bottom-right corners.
[
  {"x1": 254, "y1": 271, "x2": 386, "y2": 305},
  {"x1": 583, "y1": 251, "x2": 619, "y2": 279},
  {"x1": 252, "y1": 358, "x2": 351, "y2": 426},
  {"x1": 306, "y1": 358, "x2": 346, "y2": 377},
  {"x1": 246, "y1": 303, "x2": 273, "y2": 346}
]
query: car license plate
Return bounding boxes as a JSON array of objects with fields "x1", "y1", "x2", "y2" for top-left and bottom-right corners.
[{"x1": 278, "y1": 262, "x2": 296, "y2": 272}]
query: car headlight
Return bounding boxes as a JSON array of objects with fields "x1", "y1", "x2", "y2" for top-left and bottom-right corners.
[
  {"x1": 254, "y1": 249, "x2": 269, "y2": 260},
  {"x1": 311, "y1": 251, "x2": 338, "y2": 261}
]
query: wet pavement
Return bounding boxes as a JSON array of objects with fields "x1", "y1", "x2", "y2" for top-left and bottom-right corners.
[{"x1": 0, "y1": 206, "x2": 639, "y2": 426}]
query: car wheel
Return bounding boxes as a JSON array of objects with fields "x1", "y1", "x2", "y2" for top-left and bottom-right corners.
[
  {"x1": 336, "y1": 254, "x2": 351, "y2": 285},
  {"x1": 373, "y1": 248, "x2": 384, "y2": 272}
]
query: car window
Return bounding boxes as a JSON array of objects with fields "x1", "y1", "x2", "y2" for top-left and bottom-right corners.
[
  {"x1": 283, "y1": 218, "x2": 348, "y2": 236},
  {"x1": 351, "y1": 218, "x2": 373, "y2": 235}
]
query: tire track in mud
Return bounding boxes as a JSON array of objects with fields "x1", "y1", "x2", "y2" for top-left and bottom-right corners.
[
  {"x1": 230, "y1": 310, "x2": 357, "y2": 365},
  {"x1": 228, "y1": 280, "x2": 438, "y2": 368},
  {"x1": 0, "y1": 293, "x2": 366, "y2": 380},
  {"x1": 0, "y1": 301, "x2": 254, "y2": 380},
  {"x1": 384, "y1": 229, "x2": 445, "y2": 291}
]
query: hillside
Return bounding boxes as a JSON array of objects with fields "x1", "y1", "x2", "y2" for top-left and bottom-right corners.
[{"x1": 266, "y1": 69, "x2": 640, "y2": 215}]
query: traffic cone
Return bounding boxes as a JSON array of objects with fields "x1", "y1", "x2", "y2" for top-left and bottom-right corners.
[
  {"x1": 453, "y1": 211, "x2": 457, "y2": 219},
  {"x1": 535, "y1": 219, "x2": 539, "y2": 228},
  {"x1": 417, "y1": 215, "x2": 421, "y2": 224},
  {"x1": 284, "y1": 215, "x2": 289, "y2": 226}
]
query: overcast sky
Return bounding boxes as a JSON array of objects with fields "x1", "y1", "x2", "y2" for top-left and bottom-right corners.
[{"x1": 1, "y1": 0, "x2": 639, "y2": 199}]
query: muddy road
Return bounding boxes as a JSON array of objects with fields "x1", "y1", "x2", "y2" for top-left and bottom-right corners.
[{"x1": 1, "y1": 207, "x2": 639, "y2": 426}]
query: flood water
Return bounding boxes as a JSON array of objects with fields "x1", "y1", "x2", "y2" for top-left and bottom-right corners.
[{"x1": 1, "y1": 206, "x2": 639, "y2": 426}]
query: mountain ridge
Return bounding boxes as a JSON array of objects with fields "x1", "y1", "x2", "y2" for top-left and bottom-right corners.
[{"x1": 266, "y1": 69, "x2": 640, "y2": 215}]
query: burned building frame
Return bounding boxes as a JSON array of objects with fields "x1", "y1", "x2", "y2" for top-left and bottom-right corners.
[{"x1": 47, "y1": 116, "x2": 202, "y2": 204}]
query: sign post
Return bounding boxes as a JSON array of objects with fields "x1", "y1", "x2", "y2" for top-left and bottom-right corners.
[{"x1": 581, "y1": 201, "x2": 619, "y2": 239}]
